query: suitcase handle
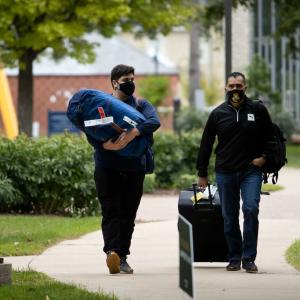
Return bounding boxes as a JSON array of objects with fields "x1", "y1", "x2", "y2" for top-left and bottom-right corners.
[
  {"x1": 207, "y1": 184, "x2": 213, "y2": 205},
  {"x1": 192, "y1": 183, "x2": 213, "y2": 208},
  {"x1": 192, "y1": 183, "x2": 199, "y2": 204}
]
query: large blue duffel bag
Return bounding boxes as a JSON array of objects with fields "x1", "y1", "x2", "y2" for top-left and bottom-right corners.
[{"x1": 67, "y1": 89, "x2": 151, "y2": 157}]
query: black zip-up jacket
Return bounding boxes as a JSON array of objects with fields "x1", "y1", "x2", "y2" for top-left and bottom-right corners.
[{"x1": 196, "y1": 96, "x2": 273, "y2": 177}]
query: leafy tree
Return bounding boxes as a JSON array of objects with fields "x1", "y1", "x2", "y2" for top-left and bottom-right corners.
[
  {"x1": 246, "y1": 55, "x2": 295, "y2": 139},
  {"x1": 138, "y1": 76, "x2": 169, "y2": 106},
  {"x1": 198, "y1": 0, "x2": 253, "y2": 33},
  {"x1": 187, "y1": 0, "x2": 252, "y2": 107},
  {"x1": 0, "y1": 0, "x2": 195, "y2": 136},
  {"x1": 246, "y1": 55, "x2": 273, "y2": 98},
  {"x1": 274, "y1": 0, "x2": 300, "y2": 50},
  {"x1": 200, "y1": 77, "x2": 222, "y2": 106},
  {"x1": 246, "y1": 55, "x2": 281, "y2": 107}
]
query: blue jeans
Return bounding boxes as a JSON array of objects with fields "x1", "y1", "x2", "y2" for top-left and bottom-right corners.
[{"x1": 216, "y1": 166, "x2": 262, "y2": 263}]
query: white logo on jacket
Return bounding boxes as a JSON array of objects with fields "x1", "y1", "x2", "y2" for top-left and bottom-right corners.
[{"x1": 247, "y1": 114, "x2": 255, "y2": 121}]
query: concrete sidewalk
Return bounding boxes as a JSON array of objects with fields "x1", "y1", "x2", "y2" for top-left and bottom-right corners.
[{"x1": 5, "y1": 168, "x2": 300, "y2": 300}]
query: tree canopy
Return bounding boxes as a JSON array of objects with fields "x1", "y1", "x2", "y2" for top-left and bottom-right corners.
[
  {"x1": 0, "y1": 0, "x2": 195, "y2": 135},
  {"x1": 274, "y1": 0, "x2": 300, "y2": 53},
  {"x1": 0, "y1": 0, "x2": 195, "y2": 67},
  {"x1": 198, "y1": 0, "x2": 252, "y2": 34}
]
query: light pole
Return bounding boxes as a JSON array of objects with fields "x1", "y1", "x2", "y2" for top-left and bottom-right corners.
[
  {"x1": 189, "y1": 20, "x2": 201, "y2": 107},
  {"x1": 225, "y1": 0, "x2": 232, "y2": 80}
]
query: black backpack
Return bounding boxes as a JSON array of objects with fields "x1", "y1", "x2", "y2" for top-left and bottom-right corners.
[{"x1": 262, "y1": 122, "x2": 287, "y2": 184}]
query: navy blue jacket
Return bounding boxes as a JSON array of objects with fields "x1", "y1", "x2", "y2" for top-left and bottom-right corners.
[{"x1": 86, "y1": 96, "x2": 160, "y2": 172}]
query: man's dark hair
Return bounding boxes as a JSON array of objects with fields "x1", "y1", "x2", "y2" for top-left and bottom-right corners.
[
  {"x1": 111, "y1": 64, "x2": 135, "y2": 84},
  {"x1": 226, "y1": 71, "x2": 246, "y2": 84}
]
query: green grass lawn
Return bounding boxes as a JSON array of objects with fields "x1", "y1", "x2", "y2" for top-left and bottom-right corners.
[
  {"x1": 261, "y1": 183, "x2": 284, "y2": 192},
  {"x1": 284, "y1": 145, "x2": 300, "y2": 270},
  {"x1": 0, "y1": 271, "x2": 117, "y2": 300},
  {"x1": 286, "y1": 239, "x2": 300, "y2": 271},
  {"x1": 0, "y1": 215, "x2": 100, "y2": 256},
  {"x1": 286, "y1": 144, "x2": 300, "y2": 168}
]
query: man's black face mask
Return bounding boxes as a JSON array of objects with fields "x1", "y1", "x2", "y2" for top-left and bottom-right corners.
[
  {"x1": 119, "y1": 81, "x2": 135, "y2": 96},
  {"x1": 227, "y1": 89, "x2": 245, "y2": 104}
]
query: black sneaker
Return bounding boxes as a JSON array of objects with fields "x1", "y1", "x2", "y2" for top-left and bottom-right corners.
[
  {"x1": 242, "y1": 261, "x2": 258, "y2": 273},
  {"x1": 106, "y1": 251, "x2": 120, "y2": 274},
  {"x1": 120, "y1": 256, "x2": 134, "y2": 274},
  {"x1": 226, "y1": 260, "x2": 241, "y2": 271}
]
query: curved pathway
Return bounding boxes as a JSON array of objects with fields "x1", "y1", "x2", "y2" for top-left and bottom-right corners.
[{"x1": 6, "y1": 168, "x2": 300, "y2": 300}]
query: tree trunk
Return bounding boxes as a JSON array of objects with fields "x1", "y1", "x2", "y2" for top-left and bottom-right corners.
[
  {"x1": 189, "y1": 21, "x2": 201, "y2": 107},
  {"x1": 18, "y1": 50, "x2": 35, "y2": 136}
]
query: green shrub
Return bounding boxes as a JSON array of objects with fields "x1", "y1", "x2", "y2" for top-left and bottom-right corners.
[
  {"x1": 178, "y1": 130, "x2": 216, "y2": 184},
  {"x1": 246, "y1": 54, "x2": 281, "y2": 107},
  {"x1": 0, "y1": 134, "x2": 98, "y2": 215},
  {"x1": 179, "y1": 130, "x2": 202, "y2": 173},
  {"x1": 174, "y1": 107, "x2": 209, "y2": 132},
  {"x1": 0, "y1": 174, "x2": 22, "y2": 211},
  {"x1": 286, "y1": 145, "x2": 300, "y2": 168},
  {"x1": 152, "y1": 132, "x2": 184, "y2": 188},
  {"x1": 138, "y1": 76, "x2": 169, "y2": 106},
  {"x1": 152, "y1": 131, "x2": 215, "y2": 188},
  {"x1": 271, "y1": 110, "x2": 295, "y2": 141},
  {"x1": 0, "y1": 130, "x2": 215, "y2": 213},
  {"x1": 143, "y1": 174, "x2": 156, "y2": 193},
  {"x1": 286, "y1": 239, "x2": 300, "y2": 271},
  {"x1": 174, "y1": 173, "x2": 198, "y2": 189}
]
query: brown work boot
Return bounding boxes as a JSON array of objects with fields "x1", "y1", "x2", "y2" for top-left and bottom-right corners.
[{"x1": 106, "y1": 251, "x2": 120, "y2": 274}]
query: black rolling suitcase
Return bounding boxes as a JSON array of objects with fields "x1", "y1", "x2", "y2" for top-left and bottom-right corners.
[{"x1": 178, "y1": 184, "x2": 228, "y2": 262}]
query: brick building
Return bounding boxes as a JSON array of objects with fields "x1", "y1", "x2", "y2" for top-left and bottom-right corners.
[{"x1": 5, "y1": 33, "x2": 179, "y2": 136}]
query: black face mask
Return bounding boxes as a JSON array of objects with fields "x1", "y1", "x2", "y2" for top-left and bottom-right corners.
[
  {"x1": 227, "y1": 89, "x2": 245, "y2": 104},
  {"x1": 118, "y1": 81, "x2": 135, "y2": 96}
]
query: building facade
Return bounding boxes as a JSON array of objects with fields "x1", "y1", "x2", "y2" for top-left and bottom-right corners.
[
  {"x1": 252, "y1": 0, "x2": 300, "y2": 125},
  {"x1": 4, "y1": 34, "x2": 179, "y2": 136}
]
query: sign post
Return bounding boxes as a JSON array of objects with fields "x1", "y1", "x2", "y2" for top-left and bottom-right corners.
[
  {"x1": 48, "y1": 111, "x2": 80, "y2": 135},
  {"x1": 178, "y1": 214, "x2": 194, "y2": 299},
  {"x1": 0, "y1": 258, "x2": 12, "y2": 285}
]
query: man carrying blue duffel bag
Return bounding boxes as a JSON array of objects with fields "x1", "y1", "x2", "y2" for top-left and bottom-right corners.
[{"x1": 67, "y1": 64, "x2": 160, "y2": 274}]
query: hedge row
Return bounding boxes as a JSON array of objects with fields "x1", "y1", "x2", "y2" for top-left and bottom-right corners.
[
  {"x1": 0, "y1": 134, "x2": 97, "y2": 216},
  {"x1": 152, "y1": 130, "x2": 215, "y2": 188},
  {"x1": 0, "y1": 132, "x2": 214, "y2": 215}
]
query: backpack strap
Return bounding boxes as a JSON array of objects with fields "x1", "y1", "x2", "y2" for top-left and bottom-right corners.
[
  {"x1": 271, "y1": 172, "x2": 279, "y2": 184},
  {"x1": 263, "y1": 169, "x2": 279, "y2": 184},
  {"x1": 263, "y1": 173, "x2": 268, "y2": 184}
]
